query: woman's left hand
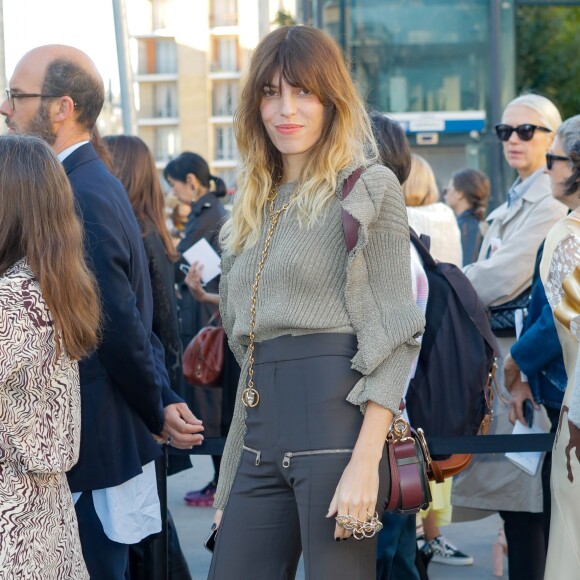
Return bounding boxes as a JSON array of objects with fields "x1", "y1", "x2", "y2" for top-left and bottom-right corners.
[{"x1": 326, "y1": 454, "x2": 380, "y2": 540}]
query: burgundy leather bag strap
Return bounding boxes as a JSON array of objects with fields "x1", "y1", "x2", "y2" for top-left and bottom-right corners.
[
  {"x1": 387, "y1": 439, "x2": 427, "y2": 512},
  {"x1": 341, "y1": 167, "x2": 365, "y2": 254},
  {"x1": 395, "y1": 439, "x2": 426, "y2": 510}
]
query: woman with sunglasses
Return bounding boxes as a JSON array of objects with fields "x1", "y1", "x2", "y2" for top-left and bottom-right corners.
[
  {"x1": 539, "y1": 115, "x2": 580, "y2": 580},
  {"x1": 452, "y1": 94, "x2": 567, "y2": 580}
]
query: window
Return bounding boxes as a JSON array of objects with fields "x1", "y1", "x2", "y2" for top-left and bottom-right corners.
[
  {"x1": 336, "y1": 0, "x2": 489, "y2": 113},
  {"x1": 212, "y1": 81, "x2": 238, "y2": 117},
  {"x1": 137, "y1": 38, "x2": 177, "y2": 75},
  {"x1": 152, "y1": 0, "x2": 171, "y2": 29},
  {"x1": 154, "y1": 83, "x2": 178, "y2": 118},
  {"x1": 210, "y1": 0, "x2": 238, "y2": 27},
  {"x1": 212, "y1": 37, "x2": 239, "y2": 72},
  {"x1": 214, "y1": 126, "x2": 237, "y2": 161},
  {"x1": 216, "y1": 168, "x2": 237, "y2": 191},
  {"x1": 154, "y1": 127, "x2": 180, "y2": 163},
  {"x1": 156, "y1": 40, "x2": 177, "y2": 74}
]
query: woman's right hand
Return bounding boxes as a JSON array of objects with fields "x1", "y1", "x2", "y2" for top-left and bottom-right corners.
[
  {"x1": 213, "y1": 509, "x2": 223, "y2": 529},
  {"x1": 185, "y1": 262, "x2": 220, "y2": 305},
  {"x1": 185, "y1": 261, "x2": 207, "y2": 301}
]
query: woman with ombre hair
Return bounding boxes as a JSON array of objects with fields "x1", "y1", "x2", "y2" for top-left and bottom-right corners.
[
  {"x1": 0, "y1": 134, "x2": 100, "y2": 579},
  {"x1": 208, "y1": 25, "x2": 424, "y2": 579}
]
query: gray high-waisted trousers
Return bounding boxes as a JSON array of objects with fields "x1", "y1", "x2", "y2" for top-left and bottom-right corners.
[{"x1": 208, "y1": 333, "x2": 389, "y2": 580}]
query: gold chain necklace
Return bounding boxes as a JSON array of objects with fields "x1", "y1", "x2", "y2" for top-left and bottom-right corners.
[{"x1": 241, "y1": 186, "x2": 295, "y2": 408}]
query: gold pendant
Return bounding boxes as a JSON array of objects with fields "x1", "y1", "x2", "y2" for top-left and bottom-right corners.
[{"x1": 241, "y1": 387, "x2": 260, "y2": 408}]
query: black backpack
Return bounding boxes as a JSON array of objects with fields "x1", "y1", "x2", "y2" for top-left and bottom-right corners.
[
  {"x1": 340, "y1": 170, "x2": 498, "y2": 460},
  {"x1": 406, "y1": 230, "x2": 498, "y2": 458}
]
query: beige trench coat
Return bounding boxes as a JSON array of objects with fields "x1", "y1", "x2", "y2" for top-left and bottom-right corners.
[{"x1": 452, "y1": 171, "x2": 567, "y2": 517}]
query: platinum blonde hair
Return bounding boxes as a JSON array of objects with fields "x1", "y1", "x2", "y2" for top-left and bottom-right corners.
[
  {"x1": 556, "y1": 115, "x2": 580, "y2": 156},
  {"x1": 504, "y1": 94, "x2": 562, "y2": 132}
]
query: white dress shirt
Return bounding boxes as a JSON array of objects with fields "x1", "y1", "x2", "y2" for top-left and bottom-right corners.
[{"x1": 60, "y1": 141, "x2": 161, "y2": 544}]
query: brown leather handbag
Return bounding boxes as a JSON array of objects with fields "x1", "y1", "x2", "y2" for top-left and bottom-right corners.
[
  {"x1": 385, "y1": 415, "x2": 433, "y2": 514},
  {"x1": 428, "y1": 454, "x2": 473, "y2": 483},
  {"x1": 182, "y1": 312, "x2": 225, "y2": 386}
]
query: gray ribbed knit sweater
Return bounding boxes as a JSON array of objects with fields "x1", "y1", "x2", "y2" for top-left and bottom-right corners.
[{"x1": 214, "y1": 163, "x2": 425, "y2": 510}]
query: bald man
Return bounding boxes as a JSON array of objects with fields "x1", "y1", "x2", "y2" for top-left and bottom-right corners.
[{"x1": 0, "y1": 46, "x2": 204, "y2": 579}]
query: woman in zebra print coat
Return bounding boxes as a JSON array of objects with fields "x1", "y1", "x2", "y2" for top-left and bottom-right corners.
[{"x1": 0, "y1": 135, "x2": 100, "y2": 579}]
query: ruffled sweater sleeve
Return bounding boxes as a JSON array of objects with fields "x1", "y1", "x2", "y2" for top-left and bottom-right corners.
[{"x1": 340, "y1": 164, "x2": 425, "y2": 414}]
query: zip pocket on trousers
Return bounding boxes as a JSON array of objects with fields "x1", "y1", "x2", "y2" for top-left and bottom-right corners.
[
  {"x1": 282, "y1": 448, "x2": 353, "y2": 468},
  {"x1": 242, "y1": 445, "x2": 262, "y2": 466}
]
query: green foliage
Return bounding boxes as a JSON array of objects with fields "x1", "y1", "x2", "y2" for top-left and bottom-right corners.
[
  {"x1": 272, "y1": 10, "x2": 296, "y2": 27},
  {"x1": 516, "y1": 6, "x2": 580, "y2": 119}
]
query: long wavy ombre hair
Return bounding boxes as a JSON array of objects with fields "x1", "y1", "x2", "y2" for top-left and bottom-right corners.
[
  {"x1": 221, "y1": 25, "x2": 377, "y2": 253},
  {"x1": 0, "y1": 135, "x2": 100, "y2": 360}
]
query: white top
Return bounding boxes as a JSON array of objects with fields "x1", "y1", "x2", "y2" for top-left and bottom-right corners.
[
  {"x1": 407, "y1": 202, "x2": 463, "y2": 267},
  {"x1": 71, "y1": 462, "x2": 160, "y2": 544},
  {"x1": 59, "y1": 142, "x2": 161, "y2": 545}
]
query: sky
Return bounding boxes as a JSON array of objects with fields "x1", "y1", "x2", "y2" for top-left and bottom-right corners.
[{"x1": 3, "y1": 0, "x2": 120, "y2": 90}]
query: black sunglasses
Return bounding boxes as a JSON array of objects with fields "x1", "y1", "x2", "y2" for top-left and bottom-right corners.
[
  {"x1": 494, "y1": 124, "x2": 552, "y2": 142},
  {"x1": 546, "y1": 152, "x2": 571, "y2": 170}
]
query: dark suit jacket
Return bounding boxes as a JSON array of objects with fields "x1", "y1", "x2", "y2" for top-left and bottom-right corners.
[
  {"x1": 64, "y1": 143, "x2": 181, "y2": 492},
  {"x1": 510, "y1": 241, "x2": 566, "y2": 410}
]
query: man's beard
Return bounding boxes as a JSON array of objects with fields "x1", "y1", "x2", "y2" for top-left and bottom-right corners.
[{"x1": 25, "y1": 103, "x2": 57, "y2": 145}]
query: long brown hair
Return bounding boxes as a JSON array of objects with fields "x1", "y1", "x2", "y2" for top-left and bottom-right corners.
[
  {"x1": 104, "y1": 135, "x2": 177, "y2": 260},
  {"x1": 452, "y1": 168, "x2": 490, "y2": 221},
  {"x1": 0, "y1": 134, "x2": 100, "y2": 360},
  {"x1": 222, "y1": 25, "x2": 377, "y2": 253}
]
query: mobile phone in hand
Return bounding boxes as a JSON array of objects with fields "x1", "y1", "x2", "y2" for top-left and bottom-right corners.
[
  {"x1": 523, "y1": 399, "x2": 534, "y2": 428},
  {"x1": 204, "y1": 526, "x2": 218, "y2": 553}
]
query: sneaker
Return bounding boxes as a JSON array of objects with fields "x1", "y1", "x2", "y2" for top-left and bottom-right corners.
[
  {"x1": 184, "y1": 481, "x2": 217, "y2": 507},
  {"x1": 429, "y1": 535, "x2": 474, "y2": 566}
]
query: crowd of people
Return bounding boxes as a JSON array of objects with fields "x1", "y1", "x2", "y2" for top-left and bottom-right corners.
[{"x1": 1, "y1": 23, "x2": 580, "y2": 580}]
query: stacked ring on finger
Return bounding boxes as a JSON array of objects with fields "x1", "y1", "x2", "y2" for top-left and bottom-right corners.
[{"x1": 335, "y1": 512, "x2": 383, "y2": 540}]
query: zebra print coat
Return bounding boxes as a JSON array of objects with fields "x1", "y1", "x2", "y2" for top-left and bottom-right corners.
[{"x1": 0, "y1": 260, "x2": 88, "y2": 579}]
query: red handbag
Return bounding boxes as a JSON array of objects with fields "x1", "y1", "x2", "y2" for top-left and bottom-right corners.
[
  {"x1": 182, "y1": 312, "x2": 225, "y2": 386},
  {"x1": 385, "y1": 415, "x2": 433, "y2": 514}
]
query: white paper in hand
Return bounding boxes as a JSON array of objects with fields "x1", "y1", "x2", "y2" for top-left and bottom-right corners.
[
  {"x1": 505, "y1": 408, "x2": 550, "y2": 476},
  {"x1": 182, "y1": 238, "x2": 221, "y2": 284}
]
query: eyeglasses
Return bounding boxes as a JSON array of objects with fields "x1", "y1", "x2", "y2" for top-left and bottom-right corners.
[
  {"x1": 546, "y1": 152, "x2": 571, "y2": 170},
  {"x1": 4, "y1": 89, "x2": 66, "y2": 111},
  {"x1": 494, "y1": 123, "x2": 552, "y2": 142}
]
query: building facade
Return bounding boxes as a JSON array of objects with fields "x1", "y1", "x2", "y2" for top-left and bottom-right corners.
[
  {"x1": 299, "y1": 0, "x2": 517, "y2": 206},
  {"x1": 126, "y1": 0, "x2": 296, "y2": 189}
]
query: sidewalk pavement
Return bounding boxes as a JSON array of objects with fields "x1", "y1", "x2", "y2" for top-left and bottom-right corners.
[{"x1": 170, "y1": 455, "x2": 506, "y2": 580}]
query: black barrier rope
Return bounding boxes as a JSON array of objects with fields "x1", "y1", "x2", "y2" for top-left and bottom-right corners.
[
  {"x1": 167, "y1": 433, "x2": 557, "y2": 458},
  {"x1": 158, "y1": 433, "x2": 556, "y2": 580}
]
